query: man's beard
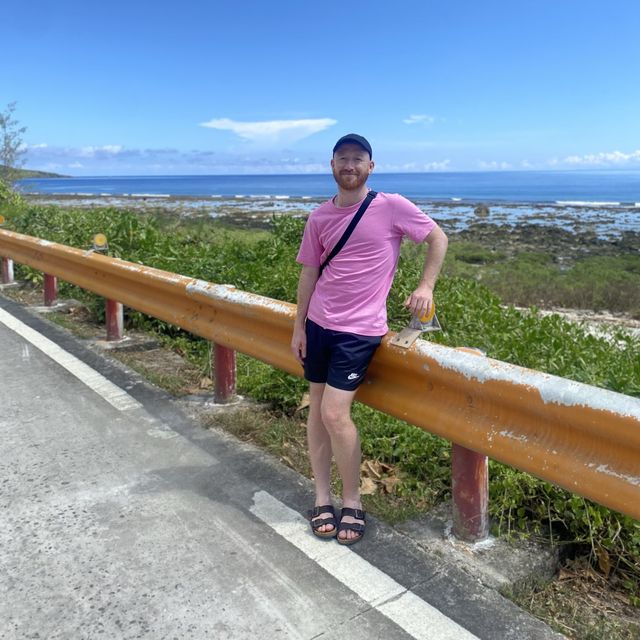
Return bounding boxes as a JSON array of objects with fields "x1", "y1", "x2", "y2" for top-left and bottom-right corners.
[{"x1": 332, "y1": 168, "x2": 369, "y2": 192}]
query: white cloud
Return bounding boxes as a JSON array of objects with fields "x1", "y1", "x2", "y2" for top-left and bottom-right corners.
[
  {"x1": 424, "y1": 159, "x2": 450, "y2": 171},
  {"x1": 562, "y1": 149, "x2": 640, "y2": 166},
  {"x1": 24, "y1": 142, "x2": 333, "y2": 175},
  {"x1": 78, "y1": 144, "x2": 125, "y2": 158},
  {"x1": 478, "y1": 160, "x2": 512, "y2": 170},
  {"x1": 377, "y1": 159, "x2": 450, "y2": 172},
  {"x1": 199, "y1": 117, "x2": 337, "y2": 145},
  {"x1": 403, "y1": 114, "x2": 436, "y2": 126}
]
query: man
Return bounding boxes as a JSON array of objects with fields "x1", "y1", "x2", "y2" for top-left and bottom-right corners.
[{"x1": 291, "y1": 134, "x2": 448, "y2": 545}]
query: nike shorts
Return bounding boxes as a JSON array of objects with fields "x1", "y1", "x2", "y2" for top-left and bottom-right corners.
[{"x1": 303, "y1": 319, "x2": 382, "y2": 391}]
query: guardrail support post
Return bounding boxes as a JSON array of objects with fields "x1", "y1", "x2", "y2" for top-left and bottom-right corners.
[
  {"x1": 214, "y1": 343, "x2": 236, "y2": 403},
  {"x1": 452, "y1": 444, "x2": 489, "y2": 542},
  {"x1": 451, "y1": 346, "x2": 489, "y2": 542},
  {"x1": 44, "y1": 274, "x2": 58, "y2": 306},
  {"x1": 1, "y1": 257, "x2": 14, "y2": 284},
  {"x1": 105, "y1": 299, "x2": 124, "y2": 341}
]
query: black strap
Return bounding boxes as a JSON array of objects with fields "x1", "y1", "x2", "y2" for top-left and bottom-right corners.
[{"x1": 319, "y1": 190, "x2": 377, "y2": 276}]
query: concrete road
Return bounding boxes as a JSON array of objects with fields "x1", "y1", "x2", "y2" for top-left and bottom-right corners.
[{"x1": 0, "y1": 296, "x2": 562, "y2": 640}]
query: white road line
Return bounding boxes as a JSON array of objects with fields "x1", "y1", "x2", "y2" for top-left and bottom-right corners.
[
  {"x1": 250, "y1": 490, "x2": 480, "y2": 640},
  {"x1": 0, "y1": 307, "x2": 141, "y2": 411}
]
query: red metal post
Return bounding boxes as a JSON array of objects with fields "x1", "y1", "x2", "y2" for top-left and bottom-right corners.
[
  {"x1": 43, "y1": 273, "x2": 58, "y2": 306},
  {"x1": 105, "y1": 299, "x2": 123, "y2": 341},
  {"x1": 214, "y1": 343, "x2": 236, "y2": 403},
  {"x1": 451, "y1": 346, "x2": 489, "y2": 542},
  {"x1": 452, "y1": 444, "x2": 489, "y2": 542},
  {"x1": 1, "y1": 257, "x2": 14, "y2": 284}
]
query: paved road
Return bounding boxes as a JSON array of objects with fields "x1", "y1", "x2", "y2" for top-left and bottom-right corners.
[{"x1": 0, "y1": 296, "x2": 562, "y2": 639}]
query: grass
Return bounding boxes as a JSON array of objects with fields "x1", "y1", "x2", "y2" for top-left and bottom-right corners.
[{"x1": 504, "y1": 558, "x2": 640, "y2": 639}]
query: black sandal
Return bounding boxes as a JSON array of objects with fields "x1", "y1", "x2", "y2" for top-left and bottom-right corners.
[
  {"x1": 307, "y1": 504, "x2": 337, "y2": 539},
  {"x1": 337, "y1": 507, "x2": 366, "y2": 546}
]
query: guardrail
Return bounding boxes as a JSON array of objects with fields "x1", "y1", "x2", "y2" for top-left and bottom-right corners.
[{"x1": 1, "y1": 228, "x2": 639, "y2": 525}]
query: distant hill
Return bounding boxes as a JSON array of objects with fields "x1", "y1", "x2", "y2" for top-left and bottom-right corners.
[{"x1": 1, "y1": 165, "x2": 69, "y2": 179}]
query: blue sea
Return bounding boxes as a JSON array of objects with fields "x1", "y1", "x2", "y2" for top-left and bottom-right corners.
[{"x1": 17, "y1": 170, "x2": 640, "y2": 205}]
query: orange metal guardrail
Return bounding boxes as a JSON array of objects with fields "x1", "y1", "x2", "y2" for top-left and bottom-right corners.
[{"x1": 1, "y1": 228, "x2": 639, "y2": 520}]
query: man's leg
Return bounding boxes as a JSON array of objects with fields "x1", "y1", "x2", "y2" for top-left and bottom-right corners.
[
  {"x1": 306, "y1": 381, "x2": 335, "y2": 534},
  {"x1": 320, "y1": 384, "x2": 363, "y2": 542}
]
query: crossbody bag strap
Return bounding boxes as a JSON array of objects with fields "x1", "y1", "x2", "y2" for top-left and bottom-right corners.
[{"x1": 319, "y1": 190, "x2": 377, "y2": 276}]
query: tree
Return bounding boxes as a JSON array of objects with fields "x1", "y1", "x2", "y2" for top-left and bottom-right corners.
[{"x1": 0, "y1": 102, "x2": 27, "y2": 184}]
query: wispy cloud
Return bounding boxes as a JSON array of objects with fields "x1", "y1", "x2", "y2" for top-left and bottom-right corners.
[
  {"x1": 24, "y1": 143, "x2": 332, "y2": 175},
  {"x1": 561, "y1": 149, "x2": 640, "y2": 167},
  {"x1": 78, "y1": 145, "x2": 125, "y2": 158},
  {"x1": 403, "y1": 114, "x2": 436, "y2": 126},
  {"x1": 377, "y1": 159, "x2": 450, "y2": 172},
  {"x1": 478, "y1": 160, "x2": 512, "y2": 170},
  {"x1": 199, "y1": 117, "x2": 337, "y2": 145}
]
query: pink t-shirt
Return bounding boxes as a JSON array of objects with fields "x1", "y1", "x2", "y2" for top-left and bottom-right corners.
[{"x1": 296, "y1": 191, "x2": 437, "y2": 336}]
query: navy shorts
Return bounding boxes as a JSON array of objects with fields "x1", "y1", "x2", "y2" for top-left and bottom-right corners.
[{"x1": 303, "y1": 319, "x2": 382, "y2": 391}]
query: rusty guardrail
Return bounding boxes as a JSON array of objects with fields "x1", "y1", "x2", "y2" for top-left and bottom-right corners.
[{"x1": 1, "y1": 228, "x2": 639, "y2": 521}]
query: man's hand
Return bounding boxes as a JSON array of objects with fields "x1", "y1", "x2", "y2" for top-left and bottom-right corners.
[
  {"x1": 291, "y1": 265, "x2": 319, "y2": 366},
  {"x1": 404, "y1": 283, "x2": 434, "y2": 320},
  {"x1": 291, "y1": 324, "x2": 307, "y2": 365}
]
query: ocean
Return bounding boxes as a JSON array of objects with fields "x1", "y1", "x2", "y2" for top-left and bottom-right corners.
[{"x1": 17, "y1": 170, "x2": 640, "y2": 205}]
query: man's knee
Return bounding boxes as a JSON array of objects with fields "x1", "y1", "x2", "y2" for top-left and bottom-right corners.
[{"x1": 320, "y1": 402, "x2": 353, "y2": 433}]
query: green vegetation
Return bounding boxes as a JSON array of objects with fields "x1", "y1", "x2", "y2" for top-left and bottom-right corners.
[
  {"x1": 1, "y1": 102, "x2": 28, "y2": 183},
  {"x1": 442, "y1": 241, "x2": 640, "y2": 317},
  {"x1": 1, "y1": 166, "x2": 67, "y2": 179},
  {"x1": 2, "y1": 186, "x2": 639, "y2": 619}
]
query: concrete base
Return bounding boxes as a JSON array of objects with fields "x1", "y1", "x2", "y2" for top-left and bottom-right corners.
[
  {"x1": 91, "y1": 333, "x2": 159, "y2": 352},
  {"x1": 395, "y1": 500, "x2": 560, "y2": 592},
  {"x1": 29, "y1": 299, "x2": 84, "y2": 314},
  {"x1": 180, "y1": 392, "x2": 245, "y2": 406}
]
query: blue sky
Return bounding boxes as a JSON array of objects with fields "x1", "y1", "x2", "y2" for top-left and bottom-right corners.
[{"x1": 2, "y1": 0, "x2": 640, "y2": 176}]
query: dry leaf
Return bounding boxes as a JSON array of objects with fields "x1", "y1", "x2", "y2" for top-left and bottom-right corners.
[
  {"x1": 557, "y1": 568, "x2": 576, "y2": 582},
  {"x1": 199, "y1": 376, "x2": 213, "y2": 389},
  {"x1": 295, "y1": 393, "x2": 310, "y2": 413},
  {"x1": 361, "y1": 460, "x2": 382, "y2": 479},
  {"x1": 361, "y1": 459, "x2": 396, "y2": 479},
  {"x1": 381, "y1": 476, "x2": 401, "y2": 494},
  {"x1": 595, "y1": 546, "x2": 611, "y2": 578},
  {"x1": 360, "y1": 477, "x2": 378, "y2": 495}
]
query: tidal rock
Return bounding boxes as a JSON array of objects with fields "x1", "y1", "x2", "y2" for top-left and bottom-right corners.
[{"x1": 474, "y1": 204, "x2": 490, "y2": 218}]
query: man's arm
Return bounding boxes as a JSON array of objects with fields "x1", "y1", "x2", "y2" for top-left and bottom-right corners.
[
  {"x1": 291, "y1": 265, "x2": 320, "y2": 364},
  {"x1": 404, "y1": 225, "x2": 448, "y2": 318}
]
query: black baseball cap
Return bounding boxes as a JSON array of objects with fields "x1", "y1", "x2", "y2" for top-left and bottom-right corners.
[{"x1": 332, "y1": 133, "x2": 372, "y2": 158}]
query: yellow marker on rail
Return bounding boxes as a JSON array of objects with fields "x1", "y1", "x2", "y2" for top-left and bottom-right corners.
[
  {"x1": 93, "y1": 233, "x2": 108, "y2": 251},
  {"x1": 419, "y1": 303, "x2": 436, "y2": 324},
  {"x1": 390, "y1": 302, "x2": 441, "y2": 349}
]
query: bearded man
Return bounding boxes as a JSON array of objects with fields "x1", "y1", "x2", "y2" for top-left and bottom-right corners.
[{"x1": 291, "y1": 133, "x2": 448, "y2": 544}]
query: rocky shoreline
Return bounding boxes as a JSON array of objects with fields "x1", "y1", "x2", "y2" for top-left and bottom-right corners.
[{"x1": 24, "y1": 192, "x2": 640, "y2": 257}]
